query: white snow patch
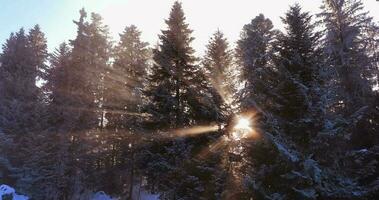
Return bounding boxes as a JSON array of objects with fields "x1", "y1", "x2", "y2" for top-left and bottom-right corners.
[
  {"x1": 92, "y1": 191, "x2": 115, "y2": 200},
  {"x1": 12, "y1": 194, "x2": 28, "y2": 200},
  {"x1": 0, "y1": 185, "x2": 15, "y2": 196},
  {"x1": 356, "y1": 149, "x2": 368, "y2": 153},
  {"x1": 0, "y1": 184, "x2": 28, "y2": 200}
]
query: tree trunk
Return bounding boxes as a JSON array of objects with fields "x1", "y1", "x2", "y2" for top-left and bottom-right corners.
[{"x1": 128, "y1": 146, "x2": 135, "y2": 200}]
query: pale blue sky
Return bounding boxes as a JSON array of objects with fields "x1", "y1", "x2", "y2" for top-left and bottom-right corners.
[{"x1": 1, "y1": 0, "x2": 378, "y2": 55}]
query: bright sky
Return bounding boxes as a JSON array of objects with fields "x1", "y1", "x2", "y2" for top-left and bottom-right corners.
[{"x1": 1, "y1": 0, "x2": 378, "y2": 55}]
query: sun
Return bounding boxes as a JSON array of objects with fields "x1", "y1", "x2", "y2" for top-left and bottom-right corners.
[
  {"x1": 234, "y1": 117, "x2": 251, "y2": 131},
  {"x1": 231, "y1": 116, "x2": 253, "y2": 140}
]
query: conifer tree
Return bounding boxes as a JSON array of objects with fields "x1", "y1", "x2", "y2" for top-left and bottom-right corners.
[
  {"x1": 88, "y1": 12, "x2": 112, "y2": 132},
  {"x1": 145, "y1": 1, "x2": 216, "y2": 129},
  {"x1": 236, "y1": 14, "x2": 277, "y2": 113},
  {"x1": 46, "y1": 43, "x2": 71, "y2": 127},
  {"x1": 0, "y1": 29, "x2": 40, "y2": 133},
  {"x1": 203, "y1": 30, "x2": 235, "y2": 125},
  {"x1": 42, "y1": 9, "x2": 113, "y2": 196},
  {"x1": 143, "y1": 2, "x2": 223, "y2": 198},
  {"x1": 319, "y1": 0, "x2": 378, "y2": 112},
  {"x1": 106, "y1": 25, "x2": 149, "y2": 131},
  {"x1": 68, "y1": 8, "x2": 96, "y2": 133},
  {"x1": 318, "y1": 2, "x2": 379, "y2": 195},
  {"x1": 274, "y1": 4, "x2": 323, "y2": 143},
  {"x1": 0, "y1": 26, "x2": 48, "y2": 196},
  {"x1": 43, "y1": 43, "x2": 72, "y2": 199},
  {"x1": 102, "y1": 25, "x2": 150, "y2": 196},
  {"x1": 28, "y1": 25, "x2": 49, "y2": 85},
  {"x1": 61, "y1": 11, "x2": 96, "y2": 194}
]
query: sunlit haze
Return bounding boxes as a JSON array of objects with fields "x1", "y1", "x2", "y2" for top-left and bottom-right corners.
[{"x1": 1, "y1": 0, "x2": 378, "y2": 55}]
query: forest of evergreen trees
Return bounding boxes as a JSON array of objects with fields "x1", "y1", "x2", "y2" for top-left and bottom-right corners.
[{"x1": 0, "y1": 0, "x2": 379, "y2": 199}]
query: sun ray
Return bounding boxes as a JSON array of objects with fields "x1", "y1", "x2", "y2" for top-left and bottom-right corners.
[
  {"x1": 197, "y1": 136, "x2": 228, "y2": 159},
  {"x1": 170, "y1": 124, "x2": 219, "y2": 138}
]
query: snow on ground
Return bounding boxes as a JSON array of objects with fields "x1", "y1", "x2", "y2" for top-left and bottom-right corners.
[
  {"x1": 92, "y1": 191, "x2": 115, "y2": 200},
  {"x1": 11, "y1": 194, "x2": 28, "y2": 200},
  {"x1": 0, "y1": 184, "x2": 28, "y2": 200},
  {"x1": 0, "y1": 185, "x2": 15, "y2": 196}
]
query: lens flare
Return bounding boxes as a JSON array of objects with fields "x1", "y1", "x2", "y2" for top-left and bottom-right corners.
[
  {"x1": 231, "y1": 115, "x2": 256, "y2": 140},
  {"x1": 234, "y1": 117, "x2": 251, "y2": 131}
]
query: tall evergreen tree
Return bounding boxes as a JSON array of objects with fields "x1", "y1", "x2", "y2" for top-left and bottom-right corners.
[
  {"x1": 236, "y1": 14, "x2": 277, "y2": 113},
  {"x1": 106, "y1": 25, "x2": 149, "y2": 131},
  {"x1": 235, "y1": 12, "x2": 322, "y2": 198},
  {"x1": 68, "y1": 8, "x2": 96, "y2": 133},
  {"x1": 143, "y1": 2, "x2": 223, "y2": 198},
  {"x1": 102, "y1": 25, "x2": 150, "y2": 196},
  {"x1": 145, "y1": 1, "x2": 217, "y2": 129},
  {"x1": 235, "y1": 14, "x2": 283, "y2": 199},
  {"x1": 319, "y1": 0, "x2": 378, "y2": 112},
  {"x1": 274, "y1": 4, "x2": 323, "y2": 143},
  {"x1": 0, "y1": 29, "x2": 40, "y2": 134},
  {"x1": 43, "y1": 9, "x2": 113, "y2": 197},
  {"x1": 43, "y1": 43, "x2": 72, "y2": 199},
  {"x1": 203, "y1": 30, "x2": 235, "y2": 125},
  {"x1": 0, "y1": 26, "x2": 48, "y2": 196},
  {"x1": 317, "y1": 2, "x2": 379, "y2": 196}
]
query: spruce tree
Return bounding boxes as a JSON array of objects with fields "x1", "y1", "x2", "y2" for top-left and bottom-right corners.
[
  {"x1": 145, "y1": 1, "x2": 215, "y2": 129},
  {"x1": 106, "y1": 25, "x2": 149, "y2": 131},
  {"x1": 68, "y1": 8, "x2": 96, "y2": 133},
  {"x1": 236, "y1": 14, "x2": 277, "y2": 113},
  {"x1": 43, "y1": 43, "x2": 72, "y2": 199},
  {"x1": 317, "y1": 2, "x2": 379, "y2": 196},
  {"x1": 103, "y1": 25, "x2": 150, "y2": 196},
  {"x1": 274, "y1": 4, "x2": 323, "y2": 143},
  {"x1": 319, "y1": 0, "x2": 378, "y2": 112},
  {"x1": 203, "y1": 30, "x2": 235, "y2": 125},
  {"x1": 143, "y1": 2, "x2": 222, "y2": 198},
  {"x1": 43, "y1": 9, "x2": 113, "y2": 196},
  {"x1": 28, "y1": 25, "x2": 49, "y2": 86},
  {"x1": 0, "y1": 26, "x2": 48, "y2": 196},
  {"x1": 0, "y1": 29, "x2": 40, "y2": 135}
]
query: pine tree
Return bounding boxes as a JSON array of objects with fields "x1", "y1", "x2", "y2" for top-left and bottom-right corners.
[
  {"x1": 28, "y1": 25, "x2": 49, "y2": 87},
  {"x1": 106, "y1": 25, "x2": 149, "y2": 131},
  {"x1": 145, "y1": 1, "x2": 216, "y2": 129},
  {"x1": 274, "y1": 4, "x2": 323, "y2": 143},
  {"x1": 44, "y1": 9, "x2": 113, "y2": 197},
  {"x1": 0, "y1": 29, "x2": 40, "y2": 134},
  {"x1": 102, "y1": 25, "x2": 150, "y2": 196},
  {"x1": 17, "y1": 25, "x2": 51, "y2": 198},
  {"x1": 235, "y1": 13, "x2": 318, "y2": 198},
  {"x1": 87, "y1": 12, "x2": 112, "y2": 132},
  {"x1": 68, "y1": 8, "x2": 96, "y2": 133},
  {"x1": 203, "y1": 30, "x2": 235, "y2": 125},
  {"x1": 69, "y1": 10, "x2": 112, "y2": 194},
  {"x1": 235, "y1": 14, "x2": 278, "y2": 197},
  {"x1": 236, "y1": 14, "x2": 278, "y2": 113},
  {"x1": 146, "y1": 1, "x2": 192, "y2": 128},
  {"x1": 143, "y1": 2, "x2": 223, "y2": 198},
  {"x1": 317, "y1": 2, "x2": 379, "y2": 197},
  {"x1": 319, "y1": 0, "x2": 378, "y2": 112},
  {"x1": 43, "y1": 43, "x2": 72, "y2": 199},
  {"x1": 45, "y1": 43, "x2": 71, "y2": 127},
  {"x1": 0, "y1": 26, "x2": 48, "y2": 196}
]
